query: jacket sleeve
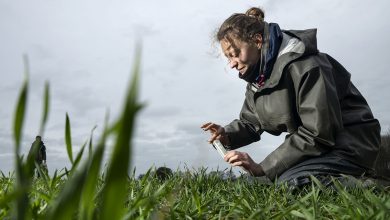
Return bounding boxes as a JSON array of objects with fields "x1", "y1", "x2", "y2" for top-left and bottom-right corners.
[
  {"x1": 260, "y1": 65, "x2": 343, "y2": 180},
  {"x1": 224, "y1": 92, "x2": 263, "y2": 150},
  {"x1": 41, "y1": 143, "x2": 46, "y2": 161}
]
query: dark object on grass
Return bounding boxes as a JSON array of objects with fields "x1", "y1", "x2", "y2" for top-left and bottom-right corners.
[
  {"x1": 28, "y1": 135, "x2": 47, "y2": 177},
  {"x1": 155, "y1": 167, "x2": 173, "y2": 181},
  {"x1": 137, "y1": 174, "x2": 145, "y2": 180},
  {"x1": 374, "y1": 133, "x2": 390, "y2": 178}
]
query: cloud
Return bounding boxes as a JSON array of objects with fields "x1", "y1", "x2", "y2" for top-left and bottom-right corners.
[{"x1": 1, "y1": 0, "x2": 389, "y2": 175}]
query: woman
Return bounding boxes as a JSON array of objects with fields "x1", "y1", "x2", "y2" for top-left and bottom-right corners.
[{"x1": 201, "y1": 7, "x2": 381, "y2": 184}]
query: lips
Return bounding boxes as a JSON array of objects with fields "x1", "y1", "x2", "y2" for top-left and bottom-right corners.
[{"x1": 238, "y1": 67, "x2": 246, "y2": 75}]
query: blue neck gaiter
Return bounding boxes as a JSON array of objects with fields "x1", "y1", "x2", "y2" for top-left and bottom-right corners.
[{"x1": 239, "y1": 23, "x2": 283, "y2": 84}]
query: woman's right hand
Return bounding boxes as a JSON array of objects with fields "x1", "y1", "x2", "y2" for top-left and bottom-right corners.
[{"x1": 201, "y1": 122, "x2": 231, "y2": 146}]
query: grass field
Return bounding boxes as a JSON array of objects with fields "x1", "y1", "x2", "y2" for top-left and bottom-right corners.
[
  {"x1": 1, "y1": 167, "x2": 390, "y2": 219},
  {"x1": 1, "y1": 54, "x2": 389, "y2": 219}
]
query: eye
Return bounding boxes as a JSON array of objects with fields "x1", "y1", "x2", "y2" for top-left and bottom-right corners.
[
  {"x1": 227, "y1": 52, "x2": 238, "y2": 59},
  {"x1": 232, "y1": 48, "x2": 241, "y2": 57}
]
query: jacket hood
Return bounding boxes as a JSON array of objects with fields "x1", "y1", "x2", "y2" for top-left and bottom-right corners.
[
  {"x1": 249, "y1": 28, "x2": 319, "y2": 93},
  {"x1": 284, "y1": 29, "x2": 319, "y2": 56}
]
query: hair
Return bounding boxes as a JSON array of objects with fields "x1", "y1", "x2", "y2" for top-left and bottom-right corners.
[
  {"x1": 216, "y1": 7, "x2": 265, "y2": 44},
  {"x1": 36, "y1": 135, "x2": 41, "y2": 139}
]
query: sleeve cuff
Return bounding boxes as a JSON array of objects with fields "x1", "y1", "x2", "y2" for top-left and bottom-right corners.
[{"x1": 260, "y1": 157, "x2": 288, "y2": 181}]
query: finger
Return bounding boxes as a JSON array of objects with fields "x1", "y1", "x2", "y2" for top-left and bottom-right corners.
[
  {"x1": 203, "y1": 123, "x2": 219, "y2": 131},
  {"x1": 232, "y1": 162, "x2": 250, "y2": 172},
  {"x1": 227, "y1": 155, "x2": 240, "y2": 164},
  {"x1": 201, "y1": 122, "x2": 212, "y2": 129},
  {"x1": 224, "y1": 151, "x2": 239, "y2": 162},
  {"x1": 232, "y1": 161, "x2": 244, "y2": 167},
  {"x1": 232, "y1": 161, "x2": 250, "y2": 169},
  {"x1": 224, "y1": 150, "x2": 238, "y2": 159},
  {"x1": 208, "y1": 128, "x2": 218, "y2": 136},
  {"x1": 210, "y1": 127, "x2": 218, "y2": 133},
  {"x1": 203, "y1": 122, "x2": 214, "y2": 129},
  {"x1": 201, "y1": 123, "x2": 213, "y2": 131},
  {"x1": 209, "y1": 133, "x2": 222, "y2": 143}
]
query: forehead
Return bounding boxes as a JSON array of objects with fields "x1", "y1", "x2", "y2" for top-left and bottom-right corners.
[{"x1": 220, "y1": 38, "x2": 240, "y2": 53}]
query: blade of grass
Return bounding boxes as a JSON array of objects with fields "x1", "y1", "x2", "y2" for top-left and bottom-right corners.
[
  {"x1": 46, "y1": 121, "x2": 109, "y2": 220},
  {"x1": 78, "y1": 139, "x2": 104, "y2": 220},
  {"x1": 88, "y1": 125, "x2": 97, "y2": 158},
  {"x1": 12, "y1": 55, "x2": 31, "y2": 220},
  {"x1": 65, "y1": 113, "x2": 74, "y2": 164},
  {"x1": 39, "y1": 81, "x2": 50, "y2": 136},
  {"x1": 35, "y1": 162, "x2": 50, "y2": 188},
  {"x1": 13, "y1": 55, "x2": 29, "y2": 154},
  {"x1": 100, "y1": 45, "x2": 143, "y2": 220},
  {"x1": 72, "y1": 140, "x2": 87, "y2": 171},
  {"x1": 50, "y1": 169, "x2": 59, "y2": 191},
  {"x1": 45, "y1": 162, "x2": 89, "y2": 220},
  {"x1": 79, "y1": 113, "x2": 109, "y2": 220}
]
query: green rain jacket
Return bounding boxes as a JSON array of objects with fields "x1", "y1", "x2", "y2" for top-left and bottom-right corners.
[{"x1": 224, "y1": 29, "x2": 381, "y2": 181}]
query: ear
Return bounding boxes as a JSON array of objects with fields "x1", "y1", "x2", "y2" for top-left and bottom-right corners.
[{"x1": 253, "y1": 34, "x2": 263, "y2": 49}]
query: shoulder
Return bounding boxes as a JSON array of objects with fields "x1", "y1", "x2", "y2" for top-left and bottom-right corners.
[{"x1": 286, "y1": 53, "x2": 332, "y2": 79}]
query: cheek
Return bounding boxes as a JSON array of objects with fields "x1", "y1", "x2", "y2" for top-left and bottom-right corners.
[
  {"x1": 239, "y1": 52, "x2": 251, "y2": 64},
  {"x1": 240, "y1": 49, "x2": 259, "y2": 65},
  {"x1": 240, "y1": 53, "x2": 255, "y2": 65}
]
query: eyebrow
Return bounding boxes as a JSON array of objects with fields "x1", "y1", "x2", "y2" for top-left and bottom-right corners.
[
  {"x1": 225, "y1": 44, "x2": 232, "y2": 51},
  {"x1": 223, "y1": 44, "x2": 232, "y2": 57},
  {"x1": 222, "y1": 37, "x2": 240, "y2": 58}
]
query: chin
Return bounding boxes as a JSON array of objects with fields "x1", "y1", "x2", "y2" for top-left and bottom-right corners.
[{"x1": 239, "y1": 69, "x2": 247, "y2": 76}]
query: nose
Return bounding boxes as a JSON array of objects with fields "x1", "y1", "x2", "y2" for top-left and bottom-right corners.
[{"x1": 229, "y1": 59, "x2": 238, "y2": 69}]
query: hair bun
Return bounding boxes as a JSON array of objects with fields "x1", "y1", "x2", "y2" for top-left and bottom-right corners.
[{"x1": 245, "y1": 7, "x2": 265, "y2": 22}]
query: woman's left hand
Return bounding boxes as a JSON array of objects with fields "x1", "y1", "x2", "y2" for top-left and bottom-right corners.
[{"x1": 224, "y1": 151, "x2": 265, "y2": 176}]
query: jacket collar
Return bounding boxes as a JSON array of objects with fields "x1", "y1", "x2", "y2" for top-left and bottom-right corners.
[{"x1": 249, "y1": 29, "x2": 319, "y2": 93}]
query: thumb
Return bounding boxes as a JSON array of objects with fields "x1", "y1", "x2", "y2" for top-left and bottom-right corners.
[{"x1": 209, "y1": 133, "x2": 218, "y2": 143}]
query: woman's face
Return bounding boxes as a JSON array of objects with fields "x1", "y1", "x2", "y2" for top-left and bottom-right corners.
[{"x1": 220, "y1": 36, "x2": 262, "y2": 77}]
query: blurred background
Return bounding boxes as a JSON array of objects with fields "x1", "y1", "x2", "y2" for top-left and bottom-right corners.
[{"x1": 1, "y1": 0, "x2": 389, "y2": 175}]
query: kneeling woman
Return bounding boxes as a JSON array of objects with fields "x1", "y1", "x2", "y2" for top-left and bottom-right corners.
[{"x1": 202, "y1": 7, "x2": 380, "y2": 184}]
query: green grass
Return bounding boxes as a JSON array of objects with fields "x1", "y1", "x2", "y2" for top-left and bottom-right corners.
[
  {"x1": 1, "y1": 169, "x2": 390, "y2": 219},
  {"x1": 1, "y1": 52, "x2": 389, "y2": 219}
]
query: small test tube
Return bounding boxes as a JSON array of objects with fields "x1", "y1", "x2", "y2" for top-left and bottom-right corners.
[
  {"x1": 212, "y1": 140, "x2": 248, "y2": 174},
  {"x1": 212, "y1": 140, "x2": 227, "y2": 158}
]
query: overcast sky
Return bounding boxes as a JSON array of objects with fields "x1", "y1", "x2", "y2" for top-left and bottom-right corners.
[{"x1": 1, "y1": 0, "x2": 389, "y2": 175}]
